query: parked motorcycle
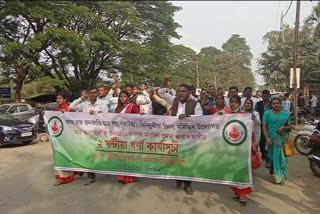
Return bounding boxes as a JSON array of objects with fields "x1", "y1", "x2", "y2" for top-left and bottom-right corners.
[
  {"x1": 308, "y1": 130, "x2": 320, "y2": 177},
  {"x1": 294, "y1": 119, "x2": 319, "y2": 155}
]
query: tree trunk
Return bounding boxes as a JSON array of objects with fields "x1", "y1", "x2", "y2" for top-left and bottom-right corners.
[{"x1": 14, "y1": 66, "x2": 28, "y2": 103}]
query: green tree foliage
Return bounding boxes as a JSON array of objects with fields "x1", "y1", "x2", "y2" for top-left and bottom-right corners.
[
  {"x1": 166, "y1": 34, "x2": 256, "y2": 90},
  {"x1": 22, "y1": 76, "x2": 65, "y2": 98},
  {"x1": 197, "y1": 47, "x2": 220, "y2": 87},
  {"x1": 0, "y1": 1, "x2": 55, "y2": 102},
  {"x1": 0, "y1": 1, "x2": 257, "y2": 98},
  {"x1": 222, "y1": 34, "x2": 253, "y2": 67},
  {"x1": 197, "y1": 35, "x2": 256, "y2": 90},
  {"x1": 258, "y1": 20, "x2": 320, "y2": 91},
  {"x1": 167, "y1": 45, "x2": 197, "y2": 87},
  {"x1": 306, "y1": 2, "x2": 320, "y2": 38},
  {"x1": 0, "y1": 1, "x2": 181, "y2": 99}
]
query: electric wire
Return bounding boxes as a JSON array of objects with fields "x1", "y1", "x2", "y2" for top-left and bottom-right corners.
[{"x1": 281, "y1": 0, "x2": 294, "y2": 19}]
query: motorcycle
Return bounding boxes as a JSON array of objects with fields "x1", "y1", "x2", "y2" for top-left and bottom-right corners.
[
  {"x1": 294, "y1": 119, "x2": 319, "y2": 155},
  {"x1": 308, "y1": 130, "x2": 320, "y2": 177},
  {"x1": 298, "y1": 107, "x2": 312, "y2": 120}
]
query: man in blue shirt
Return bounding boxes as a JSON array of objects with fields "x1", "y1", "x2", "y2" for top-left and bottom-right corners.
[{"x1": 207, "y1": 85, "x2": 216, "y2": 107}]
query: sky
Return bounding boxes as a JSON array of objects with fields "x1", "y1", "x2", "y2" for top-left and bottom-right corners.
[{"x1": 170, "y1": 1, "x2": 318, "y2": 85}]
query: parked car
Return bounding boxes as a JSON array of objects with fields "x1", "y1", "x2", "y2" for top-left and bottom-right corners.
[
  {"x1": 0, "y1": 104, "x2": 33, "y2": 116},
  {"x1": 0, "y1": 111, "x2": 37, "y2": 147},
  {"x1": 16, "y1": 103, "x2": 58, "y2": 142}
]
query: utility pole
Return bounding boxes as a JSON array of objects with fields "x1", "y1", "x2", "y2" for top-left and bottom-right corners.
[
  {"x1": 196, "y1": 57, "x2": 199, "y2": 88},
  {"x1": 214, "y1": 74, "x2": 217, "y2": 88},
  {"x1": 280, "y1": 11, "x2": 285, "y2": 42},
  {"x1": 293, "y1": 0, "x2": 301, "y2": 126}
]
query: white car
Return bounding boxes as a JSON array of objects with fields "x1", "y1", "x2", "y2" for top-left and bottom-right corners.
[{"x1": 0, "y1": 104, "x2": 33, "y2": 116}]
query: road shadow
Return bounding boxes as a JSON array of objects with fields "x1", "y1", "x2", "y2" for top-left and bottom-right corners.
[{"x1": 1, "y1": 144, "x2": 320, "y2": 214}]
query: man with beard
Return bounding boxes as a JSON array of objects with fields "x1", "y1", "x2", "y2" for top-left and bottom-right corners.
[
  {"x1": 125, "y1": 84, "x2": 135, "y2": 97},
  {"x1": 158, "y1": 81, "x2": 202, "y2": 195}
]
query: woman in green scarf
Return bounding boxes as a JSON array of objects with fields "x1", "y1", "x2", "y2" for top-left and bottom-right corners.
[{"x1": 262, "y1": 98, "x2": 292, "y2": 185}]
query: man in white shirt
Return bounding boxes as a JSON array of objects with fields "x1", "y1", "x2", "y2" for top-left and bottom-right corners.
[
  {"x1": 98, "y1": 85, "x2": 121, "y2": 113},
  {"x1": 71, "y1": 88, "x2": 109, "y2": 185},
  {"x1": 241, "y1": 87, "x2": 259, "y2": 109},
  {"x1": 311, "y1": 94, "x2": 318, "y2": 116},
  {"x1": 69, "y1": 90, "x2": 89, "y2": 111},
  {"x1": 71, "y1": 88, "x2": 109, "y2": 113},
  {"x1": 124, "y1": 84, "x2": 151, "y2": 115},
  {"x1": 158, "y1": 83, "x2": 202, "y2": 195},
  {"x1": 158, "y1": 85, "x2": 203, "y2": 117},
  {"x1": 106, "y1": 83, "x2": 121, "y2": 113},
  {"x1": 225, "y1": 86, "x2": 239, "y2": 107},
  {"x1": 282, "y1": 93, "x2": 292, "y2": 113},
  {"x1": 98, "y1": 85, "x2": 111, "y2": 102}
]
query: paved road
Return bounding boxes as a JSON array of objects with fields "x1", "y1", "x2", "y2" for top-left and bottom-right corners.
[{"x1": 0, "y1": 138, "x2": 320, "y2": 214}]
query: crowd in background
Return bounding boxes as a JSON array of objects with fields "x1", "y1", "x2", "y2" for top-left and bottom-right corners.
[{"x1": 51, "y1": 77, "x2": 297, "y2": 206}]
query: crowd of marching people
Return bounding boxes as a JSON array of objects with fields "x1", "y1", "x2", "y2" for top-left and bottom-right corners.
[{"x1": 51, "y1": 77, "x2": 292, "y2": 206}]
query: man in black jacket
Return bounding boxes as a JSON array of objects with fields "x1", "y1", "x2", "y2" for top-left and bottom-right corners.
[{"x1": 255, "y1": 90, "x2": 271, "y2": 166}]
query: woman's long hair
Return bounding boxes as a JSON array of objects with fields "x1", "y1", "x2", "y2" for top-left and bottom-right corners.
[
  {"x1": 115, "y1": 91, "x2": 130, "y2": 113},
  {"x1": 271, "y1": 97, "x2": 282, "y2": 110},
  {"x1": 215, "y1": 94, "x2": 225, "y2": 107},
  {"x1": 244, "y1": 98, "x2": 253, "y2": 111},
  {"x1": 229, "y1": 95, "x2": 241, "y2": 113},
  {"x1": 229, "y1": 95, "x2": 241, "y2": 104},
  {"x1": 56, "y1": 92, "x2": 67, "y2": 104}
]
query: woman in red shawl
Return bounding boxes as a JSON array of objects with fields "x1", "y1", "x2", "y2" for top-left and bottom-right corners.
[
  {"x1": 115, "y1": 91, "x2": 140, "y2": 184},
  {"x1": 201, "y1": 94, "x2": 231, "y2": 115},
  {"x1": 53, "y1": 93, "x2": 79, "y2": 186}
]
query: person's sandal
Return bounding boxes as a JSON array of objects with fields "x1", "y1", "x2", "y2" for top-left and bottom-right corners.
[
  {"x1": 280, "y1": 183, "x2": 285, "y2": 186},
  {"x1": 239, "y1": 198, "x2": 247, "y2": 206},
  {"x1": 53, "y1": 179, "x2": 62, "y2": 186}
]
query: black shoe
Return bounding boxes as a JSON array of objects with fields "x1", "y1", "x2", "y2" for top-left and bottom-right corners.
[
  {"x1": 176, "y1": 180, "x2": 182, "y2": 189},
  {"x1": 79, "y1": 172, "x2": 84, "y2": 177},
  {"x1": 239, "y1": 198, "x2": 247, "y2": 206},
  {"x1": 184, "y1": 186, "x2": 193, "y2": 195},
  {"x1": 261, "y1": 153, "x2": 266, "y2": 161},
  {"x1": 118, "y1": 180, "x2": 127, "y2": 185},
  {"x1": 269, "y1": 168, "x2": 274, "y2": 175},
  {"x1": 266, "y1": 160, "x2": 271, "y2": 169},
  {"x1": 84, "y1": 178, "x2": 95, "y2": 186}
]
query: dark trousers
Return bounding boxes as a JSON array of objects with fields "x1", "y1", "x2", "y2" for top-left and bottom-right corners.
[
  {"x1": 184, "y1": 180, "x2": 191, "y2": 187},
  {"x1": 88, "y1": 172, "x2": 95, "y2": 180},
  {"x1": 177, "y1": 180, "x2": 191, "y2": 187},
  {"x1": 259, "y1": 126, "x2": 268, "y2": 161}
]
